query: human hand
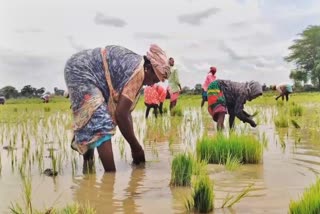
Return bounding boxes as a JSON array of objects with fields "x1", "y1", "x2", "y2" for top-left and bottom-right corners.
[
  {"x1": 249, "y1": 120, "x2": 257, "y2": 127},
  {"x1": 131, "y1": 145, "x2": 146, "y2": 164}
]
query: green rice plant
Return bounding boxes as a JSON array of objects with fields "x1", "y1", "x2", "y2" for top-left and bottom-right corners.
[
  {"x1": 0, "y1": 154, "x2": 2, "y2": 176},
  {"x1": 163, "y1": 107, "x2": 168, "y2": 114},
  {"x1": 289, "y1": 178, "x2": 320, "y2": 214},
  {"x1": 196, "y1": 133, "x2": 263, "y2": 164},
  {"x1": 170, "y1": 153, "x2": 193, "y2": 186},
  {"x1": 221, "y1": 183, "x2": 254, "y2": 208},
  {"x1": 11, "y1": 174, "x2": 33, "y2": 214},
  {"x1": 291, "y1": 119, "x2": 301, "y2": 129},
  {"x1": 9, "y1": 202, "x2": 23, "y2": 214},
  {"x1": 225, "y1": 152, "x2": 240, "y2": 171},
  {"x1": 52, "y1": 154, "x2": 57, "y2": 177},
  {"x1": 290, "y1": 104, "x2": 303, "y2": 116},
  {"x1": 260, "y1": 132, "x2": 268, "y2": 149},
  {"x1": 55, "y1": 202, "x2": 96, "y2": 214},
  {"x1": 190, "y1": 175, "x2": 214, "y2": 213},
  {"x1": 274, "y1": 115, "x2": 289, "y2": 128},
  {"x1": 171, "y1": 106, "x2": 183, "y2": 117},
  {"x1": 192, "y1": 159, "x2": 208, "y2": 176},
  {"x1": 44, "y1": 106, "x2": 51, "y2": 112},
  {"x1": 276, "y1": 100, "x2": 284, "y2": 107}
]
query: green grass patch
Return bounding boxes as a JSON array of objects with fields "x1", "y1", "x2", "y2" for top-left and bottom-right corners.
[
  {"x1": 196, "y1": 133, "x2": 263, "y2": 164},
  {"x1": 289, "y1": 178, "x2": 320, "y2": 214}
]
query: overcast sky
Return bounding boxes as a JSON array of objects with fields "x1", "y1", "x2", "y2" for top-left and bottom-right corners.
[{"x1": 1, "y1": 0, "x2": 320, "y2": 92}]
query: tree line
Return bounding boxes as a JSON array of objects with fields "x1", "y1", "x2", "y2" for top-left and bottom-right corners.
[{"x1": 0, "y1": 85, "x2": 65, "y2": 99}]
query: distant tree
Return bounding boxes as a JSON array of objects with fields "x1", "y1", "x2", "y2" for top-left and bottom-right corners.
[
  {"x1": 181, "y1": 86, "x2": 191, "y2": 94},
  {"x1": 194, "y1": 84, "x2": 202, "y2": 94},
  {"x1": 54, "y1": 87, "x2": 64, "y2": 96},
  {"x1": 0, "y1": 86, "x2": 19, "y2": 99},
  {"x1": 262, "y1": 83, "x2": 267, "y2": 91},
  {"x1": 285, "y1": 25, "x2": 320, "y2": 89},
  {"x1": 36, "y1": 87, "x2": 45, "y2": 96},
  {"x1": 21, "y1": 85, "x2": 36, "y2": 97}
]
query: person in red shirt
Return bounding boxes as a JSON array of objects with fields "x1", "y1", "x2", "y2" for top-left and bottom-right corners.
[{"x1": 144, "y1": 84, "x2": 160, "y2": 118}]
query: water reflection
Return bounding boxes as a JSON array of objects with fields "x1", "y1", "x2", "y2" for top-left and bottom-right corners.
[{"x1": 73, "y1": 165, "x2": 146, "y2": 214}]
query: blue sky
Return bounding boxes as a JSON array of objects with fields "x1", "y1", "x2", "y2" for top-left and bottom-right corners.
[{"x1": 1, "y1": 0, "x2": 320, "y2": 92}]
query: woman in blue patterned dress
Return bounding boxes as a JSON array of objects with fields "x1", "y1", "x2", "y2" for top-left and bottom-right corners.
[{"x1": 64, "y1": 44, "x2": 170, "y2": 172}]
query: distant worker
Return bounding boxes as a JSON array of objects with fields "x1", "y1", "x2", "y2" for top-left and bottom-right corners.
[
  {"x1": 0, "y1": 96, "x2": 5, "y2": 105},
  {"x1": 207, "y1": 80, "x2": 263, "y2": 130},
  {"x1": 41, "y1": 94, "x2": 50, "y2": 103},
  {"x1": 273, "y1": 83, "x2": 293, "y2": 101},
  {"x1": 167, "y1": 57, "x2": 182, "y2": 112},
  {"x1": 144, "y1": 84, "x2": 160, "y2": 118},
  {"x1": 201, "y1": 66, "x2": 217, "y2": 108}
]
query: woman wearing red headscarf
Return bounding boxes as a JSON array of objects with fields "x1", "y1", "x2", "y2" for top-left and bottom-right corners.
[{"x1": 201, "y1": 66, "x2": 217, "y2": 107}]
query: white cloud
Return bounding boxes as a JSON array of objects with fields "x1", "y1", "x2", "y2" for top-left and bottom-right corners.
[
  {"x1": 93, "y1": 12, "x2": 127, "y2": 27},
  {"x1": 1, "y1": 0, "x2": 318, "y2": 90}
]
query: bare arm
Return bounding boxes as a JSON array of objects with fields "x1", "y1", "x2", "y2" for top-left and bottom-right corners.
[
  {"x1": 115, "y1": 95, "x2": 142, "y2": 152},
  {"x1": 234, "y1": 97, "x2": 256, "y2": 127}
]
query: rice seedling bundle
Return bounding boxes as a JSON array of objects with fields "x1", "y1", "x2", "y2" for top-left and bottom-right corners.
[
  {"x1": 196, "y1": 133, "x2": 263, "y2": 164},
  {"x1": 289, "y1": 178, "x2": 320, "y2": 214}
]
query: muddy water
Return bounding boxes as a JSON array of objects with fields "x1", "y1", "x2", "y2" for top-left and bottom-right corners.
[{"x1": 0, "y1": 105, "x2": 320, "y2": 214}]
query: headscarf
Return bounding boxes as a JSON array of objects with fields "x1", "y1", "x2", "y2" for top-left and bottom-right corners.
[
  {"x1": 146, "y1": 44, "x2": 171, "y2": 82},
  {"x1": 247, "y1": 81, "x2": 263, "y2": 101},
  {"x1": 209, "y1": 66, "x2": 217, "y2": 75}
]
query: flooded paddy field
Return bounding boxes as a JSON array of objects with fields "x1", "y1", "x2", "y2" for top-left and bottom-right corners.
[{"x1": 0, "y1": 94, "x2": 320, "y2": 213}]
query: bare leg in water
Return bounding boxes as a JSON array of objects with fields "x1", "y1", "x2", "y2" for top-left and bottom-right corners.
[
  {"x1": 83, "y1": 141, "x2": 116, "y2": 173},
  {"x1": 83, "y1": 148, "x2": 95, "y2": 174},
  {"x1": 97, "y1": 140, "x2": 116, "y2": 172}
]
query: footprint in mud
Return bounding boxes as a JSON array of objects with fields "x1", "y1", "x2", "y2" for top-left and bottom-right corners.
[
  {"x1": 3, "y1": 145, "x2": 17, "y2": 151},
  {"x1": 43, "y1": 168, "x2": 58, "y2": 177}
]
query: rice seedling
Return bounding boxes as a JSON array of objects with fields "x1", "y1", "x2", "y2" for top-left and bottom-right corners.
[
  {"x1": 260, "y1": 132, "x2": 268, "y2": 150},
  {"x1": 192, "y1": 159, "x2": 208, "y2": 176},
  {"x1": 163, "y1": 107, "x2": 168, "y2": 114},
  {"x1": 10, "y1": 174, "x2": 34, "y2": 214},
  {"x1": 291, "y1": 119, "x2": 301, "y2": 129},
  {"x1": 55, "y1": 202, "x2": 96, "y2": 214},
  {"x1": 196, "y1": 133, "x2": 263, "y2": 164},
  {"x1": 170, "y1": 153, "x2": 194, "y2": 186},
  {"x1": 51, "y1": 153, "x2": 58, "y2": 177},
  {"x1": 290, "y1": 104, "x2": 303, "y2": 117},
  {"x1": 44, "y1": 106, "x2": 51, "y2": 112},
  {"x1": 274, "y1": 115, "x2": 289, "y2": 128},
  {"x1": 187, "y1": 175, "x2": 214, "y2": 213},
  {"x1": 225, "y1": 152, "x2": 240, "y2": 171},
  {"x1": 171, "y1": 106, "x2": 183, "y2": 117},
  {"x1": 118, "y1": 138, "x2": 126, "y2": 159},
  {"x1": 221, "y1": 183, "x2": 254, "y2": 208},
  {"x1": 0, "y1": 154, "x2": 2, "y2": 176},
  {"x1": 276, "y1": 100, "x2": 284, "y2": 107},
  {"x1": 289, "y1": 178, "x2": 320, "y2": 214}
]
